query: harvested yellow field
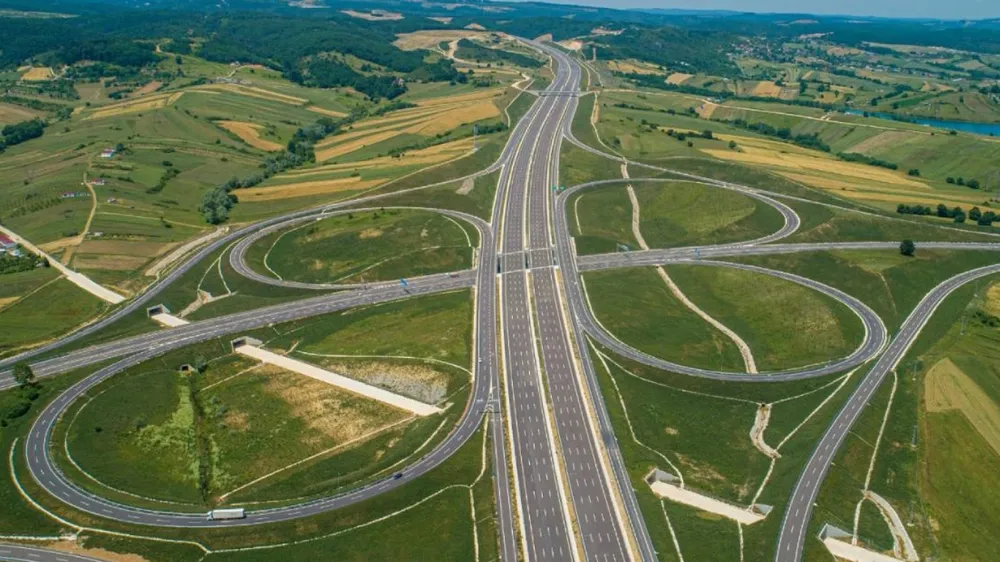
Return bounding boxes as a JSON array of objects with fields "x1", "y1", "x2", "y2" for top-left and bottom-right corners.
[
  {"x1": 192, "y1": 83, "x2": 307, "y2": 105},
  {"x1": 751, "y1": 81, "x2": 783, "y2": 97},
  {"x1": 218, "y1": 121, "x2": 284, "y2": 151},
  {"x1": 238, "y1": 176, "x2": 381, "y2": 202},
  {"x1": 984, "y1": 283, "x2": 1000, "y2": 317},
  {"x1": 559, "y1": 39, "x2": 583, "y2": 51},
  {"x1": 315, "y1": 130, "x2": 399, "y2": 162},
  {"x1": 845, "y1": 130, "x2": 915, "y2": 154},
  {"x1": 925, "y1": 357, "x2": 1000, "y2": 457},
  {"x1": 287, "y1": 138, "x2": 474, "y2": 178},
  {"x1": 394, "y1": 29, "x2": 487, "y2": 51},
  {"x1": 416, "y1": 87, "x2": 503, "y2": 107},
  {"x1": 21, "y1": 66, "x2": 55, "y2": 81},
  {"x1": 703, "y1": 143, "x2": 927, "y2": 188},
  {"x1": 466, "y1": 23, "x2": 486, "y2": 31},
  {"x1": 403, "y1": 100, "x2": 499, "y2": 135},
  {"x1": 608, "y1": 60, "x2": 663, "y2": 75},
  {"x1": 778, "y1": 172, "x2": 977, "y2": 209},
  {"x1": 0, "y1": 102, "x2": 43, "y2": 123},
  {"x1": 428, "y1": 16, "x2": 452, "y2": 24},
  {"x1": 38, "y1": 237, "x2": 78, "y2": 253},
  {"x1": 85, "y1": 94, "x2": 173, "y2": 120},
  {"x1": 666, "y1": 73, "x2": 694, "y2": 85},
  {"x1": 77, "y1": 240, "x2": 175, "y2": 258},
  {"x1": 73, "y1": 254, "x2": 150, "y2": 271},
  {"x1": 307, "y1": 106, "x2": 348, "y2": 118},
  {"x1": 826, "y1": 46, "x2": 865, "y2": 56}
]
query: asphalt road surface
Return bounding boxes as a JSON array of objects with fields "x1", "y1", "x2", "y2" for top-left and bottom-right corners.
[{"x1": 0, "y1": 544, "x2": 105, "y2": 562}]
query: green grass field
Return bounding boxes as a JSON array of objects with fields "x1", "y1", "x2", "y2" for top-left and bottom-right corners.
[
  {"x1": 591, "y1": 343, "x2": 864, "y2": 562},
  {"x1": 727, "y1": 249, "x2": 1000, "y2": 331},
  {"x1": 0, "y1": 269, "x2": 107, "y2": 359},
  {"x1": 570, "y1": 180, "x2": 786, "y2": 255},
  {"x1": 809, "y1": 274, "x2": 1000, "y2": 561},
  {"x1": 668, "y1": 263, "x2": 863, "y2": 371},
  {"x1": 583, "y1": 267, "x2": 745, "y2": 371},
  {"x1": 250, "y1": 209, "x2": 475, "y2": 284}
]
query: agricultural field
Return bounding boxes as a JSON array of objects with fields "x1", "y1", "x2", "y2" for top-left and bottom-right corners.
[
  {"x1": 246, "y1": 208, "x2": 476, "y2": 284},
  {"x1": 586, "y1": 88, "x2": 1000, "y2": 217}
]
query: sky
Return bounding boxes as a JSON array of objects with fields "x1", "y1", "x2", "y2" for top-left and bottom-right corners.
[{"x1": 532, "y1": 0, "x2": 1000, "y2": 20}]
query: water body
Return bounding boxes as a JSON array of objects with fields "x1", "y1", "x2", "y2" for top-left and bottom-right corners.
[{"x1": 843, "y1": 109, "x2": 1000, "y2": 137}]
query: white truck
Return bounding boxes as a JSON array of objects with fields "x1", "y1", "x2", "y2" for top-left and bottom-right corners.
[{"x1": 207, "y1": 508, "x2": 245, "y2": 521}]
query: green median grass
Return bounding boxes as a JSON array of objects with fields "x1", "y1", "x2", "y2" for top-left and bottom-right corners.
[
  {"x1": 568, "y1": 184, "x2": 635, "y2": 254},
  {"x1": 249, "y1": 208, "x2": 475, "y2": 285},
  {"x1": 568, "y1": 178, "x2": 787, "y2": 256},
  {"x1": 583, "y1": 267, "x2": 744, "y2": 372},
  {"x1": 667, "y1": 263, "x2": 863, "y2": 372}
]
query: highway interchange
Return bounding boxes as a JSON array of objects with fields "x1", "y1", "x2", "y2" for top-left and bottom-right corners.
[{"x1": 4, "y1": 40, "x2": 1000, "y2": 562}]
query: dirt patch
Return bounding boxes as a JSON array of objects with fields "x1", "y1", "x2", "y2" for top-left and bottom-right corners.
[
  {"x1": 342, "y1": 9, "x2": 403, "y2": 21},
  {"x1": 359, "y1": 228, "x2": 383, "y2": 239},
  {"x1": 134, "y1": 80, "x2": 162, "y2": 96},
  {"x1": 751, "y1": 81, "x2": 783, "y2": 97},
  {"x1": 664, "y1": 426, "x2": 679, "y2": 436},
  {"x1": 262, "y1": 365, "x2": 406, "y2": 444},
  {"x1": 608, "y1": 60, "x2": 663, "y2": 76},
  {"x1": 21, "y1": 66, "x2": 55, "y2": 81},
  {"x1": 428, "y1": 16, "x2": 452, "y2": 24},
  {"x1": 0, "y1": 296, "x2": 20, "y2": 311},
  {"x1": 466, "y1": 23, "x2": 486, "y2": 31},
  {"x1": 319, "y1": 360, "x2": 451, "y2": 405},
  {"x1": 217, "y1": 120, "x2": 284, "y2": 151},
  {"x1": 394, "y1": 30, "x2": 486, "y2": 51},
  {"x1": 666, "y1": 72, "x2": 694, "y2": 85},
  {"x1": 984, "y1": 283, "x2": 1000, "y2": 317},
  {"x1": 925, "y1": 357, "x2": 1000, "y2": 456},
  {"x1": 456, "y1": 177, "x2": 475, "y2": 195},
  {"x1": 238, "y1": 176, "x2": 380, "y2": 202},
  {"x1": 49, "y1": 542, "x2": 149, "y2": 562}
]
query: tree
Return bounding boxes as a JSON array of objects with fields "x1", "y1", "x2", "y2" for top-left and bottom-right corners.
[
  {"x1": 900, "y1": 239, "x2": 916, "y2": 257},
  {"x1": 12, "y1": 363, "x2": 34, "y2": 387},
  {"x1": 946, "y1": 177, "x2": 955, "y2": 184},
  {"x1": 728, "y1": 140, "x2": 737, "y2": 149},
  {"x1": 954, "y1": 210, "x2": 967, "y2": 223},
  {"x1": 968, "y1": 178, "x2": 981, "y2": 189},
  {"x1": 970, "y1": 206, "x2": 983, "y2": 222},
  {"x1": 701, "y1": 130, "x2": 713, "y2": 139},
  {"x1": 908, "y1": 168, "x2": 921, "y2": 177}
]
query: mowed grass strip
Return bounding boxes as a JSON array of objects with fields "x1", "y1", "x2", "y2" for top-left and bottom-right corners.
[
  {"x1": 583, "y1": 267, "x2": 745, "y2": 372},
  {"x1": 667, "y1": 264, "x2": 863, "y2": 371},
  {"x1": 261, "y1": 209, "x2": 474, "y2": 284},
  {"x1": 571, "y1": 185, "x2": 635, "y2": 255}
]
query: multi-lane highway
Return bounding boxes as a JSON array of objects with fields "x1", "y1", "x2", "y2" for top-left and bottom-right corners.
[{"x1": 7, "y1": 35, "x2": 1000, "y2": 562}]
